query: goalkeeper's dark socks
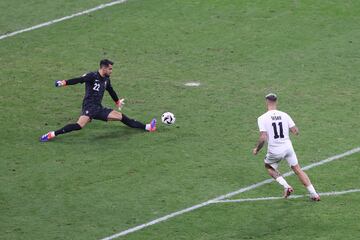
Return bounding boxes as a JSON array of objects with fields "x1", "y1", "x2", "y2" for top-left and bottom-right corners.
[
  {"x1": 55, "y1": 123, "x2": 82, "y2": 136},
  {"x1": 121, "y1": 114, "x2": 146, "y2": 130}
]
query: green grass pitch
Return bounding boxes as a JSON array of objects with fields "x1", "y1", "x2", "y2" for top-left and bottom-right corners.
[{"x1": 0, "y1": 0, "x2": 359, "y2": 239}]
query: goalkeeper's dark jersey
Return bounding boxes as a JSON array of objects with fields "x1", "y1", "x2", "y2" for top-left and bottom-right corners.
[{"x1": 65, "y1": 71, "x2": 119, "y2": 107}]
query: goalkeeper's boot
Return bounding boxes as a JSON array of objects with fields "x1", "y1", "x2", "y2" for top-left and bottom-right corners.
[
  {"x1": 40, "y1": 131, "x2": 55, "y2": 142},
  {"x1": 283, "y1": 186, "x2": 294, "y2": 199},
  {"x1": 146, "y1": 118, "x2": 157, "y2": 132}
]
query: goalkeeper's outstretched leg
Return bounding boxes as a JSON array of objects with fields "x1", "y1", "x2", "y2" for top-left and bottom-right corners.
[
  {"x1": 107, "y1": 110, "x2": 156, "y2": 132},
  {"x1": 40, "y1": 116, "x2": 90, "y2": 142}
]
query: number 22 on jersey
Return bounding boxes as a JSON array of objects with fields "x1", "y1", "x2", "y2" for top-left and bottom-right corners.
[{"x1": 93, "y1": 83, "x2": 100, "y2": 91}]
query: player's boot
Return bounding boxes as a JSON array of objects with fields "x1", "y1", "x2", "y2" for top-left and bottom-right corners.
[
  {"x1": 40, "y1": 131, "x2": 55, "y2": 142},
  {"x1": 310, "y1": 193, "x2": 321, "y2": 201},
  {"x1": 146, "y1": 118, "x2": 157, "y2": 132},
  {"x1": 283, "y1": 186, "x2": 294, "y2": 198}
]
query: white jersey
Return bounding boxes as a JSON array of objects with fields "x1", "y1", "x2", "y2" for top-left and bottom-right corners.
[{"x1": 257, "y1": 110, "x2": 296, "y2": 154}]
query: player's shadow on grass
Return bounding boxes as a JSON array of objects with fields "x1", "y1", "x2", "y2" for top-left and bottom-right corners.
[
  {"x1": 92, "y1": 124, "x2": 173, "y2": 140},
  {"x1": 92, "y1": 126, "x2": 145, "y2": 140},
  {"x1": 46, "y1": 126, "x2": 145, "y2": 145},
  {"x1": 45, "y1": 124, "x2": 171, "y2": 145}
]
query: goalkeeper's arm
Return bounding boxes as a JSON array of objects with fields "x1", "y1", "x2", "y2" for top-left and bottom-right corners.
[
  {"x1": 106, "y1": 81, "x2": 126, "y2": 110},
  {"x1": 55, "y1": 76, "x2": 87, "y2": 87}
]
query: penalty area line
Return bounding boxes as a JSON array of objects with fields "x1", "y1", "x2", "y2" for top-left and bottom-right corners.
[
  {"x1": 213, "y1": 189, "x2": 360, "y2": 203},
  {"x1": 0, "y1": 0, "x2": 128, "y2": 41},
  {"x1": 99, "y1": 147, "x2": 360, "y2": 240}
]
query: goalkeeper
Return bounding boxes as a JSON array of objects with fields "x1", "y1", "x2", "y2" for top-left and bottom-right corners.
[{"x1": 40, "y1": 59, "x2": 156, "y2": 142}]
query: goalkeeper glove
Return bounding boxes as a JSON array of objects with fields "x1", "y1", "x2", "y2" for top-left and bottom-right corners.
[
  {"x1": 115, "y1": 98, "x2": 125, "y2": 110},
  {"x1": 55, "y1": 80, "x2": 67, "y2": 87}
]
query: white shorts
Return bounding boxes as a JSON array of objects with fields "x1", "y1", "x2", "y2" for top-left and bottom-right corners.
[{"x1": 264, "y1": 148, "x2": 298, "y2": 170}]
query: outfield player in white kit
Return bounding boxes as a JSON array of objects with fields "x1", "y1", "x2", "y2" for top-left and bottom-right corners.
[{"x1": 253, "y1": 93, "x2": 320, "y2": 201}]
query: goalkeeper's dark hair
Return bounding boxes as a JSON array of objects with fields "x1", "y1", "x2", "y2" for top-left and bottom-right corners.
[{"x1": 100, "y1": 59, "x2": 114, "y2": 68}]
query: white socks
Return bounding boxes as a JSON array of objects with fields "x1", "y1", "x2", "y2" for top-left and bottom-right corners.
[
  {"x1": 276, "y1": 176, "x2": 290, "y2": 189},
  {"x1": 276, "y1": 178, "x2": 318, "y2": 196},
  {"x1": 306, "y1": 184, "x2": 317, "y2": 195}
]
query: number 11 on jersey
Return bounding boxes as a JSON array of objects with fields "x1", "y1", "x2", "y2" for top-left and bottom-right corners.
[{"x1": 272, "y1": 122, "x2": 284, "y2": 139}]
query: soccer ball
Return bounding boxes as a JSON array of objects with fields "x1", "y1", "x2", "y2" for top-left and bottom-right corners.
[{"x1": 161, "y1": 112, "x2": 176, "y2": 125}]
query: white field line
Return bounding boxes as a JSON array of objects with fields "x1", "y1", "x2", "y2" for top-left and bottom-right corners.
[
  {"x1": 100, "y1": 147, "x2": 360, "y2": 240},
  {"x1": 213, "y1": 189, "x2": 360, "y2": 203},
  {"x1": 0, "y1": 0, "x2": 128, "y2": 41}
]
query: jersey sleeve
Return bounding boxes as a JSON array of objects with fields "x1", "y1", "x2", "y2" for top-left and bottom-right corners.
[
  {"x1": 287, "y1": 114, "x2": 296, "y2": 128},
  {"x1": 106, "y1": 79, "x2": 119, "y2": 102},
  {"x1": 65, "y1": 72, "x2": 95, "y2": 85},
  {"x1": 257, "y1": 116, "x2": 266, "y2": 132}
]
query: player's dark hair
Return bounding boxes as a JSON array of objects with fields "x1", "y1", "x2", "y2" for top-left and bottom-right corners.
[
  {"x1": 265, "y1": 93, "x2": 277, "y2": 102},
  {"x1": 100, "y1": 59, "x2": 114, "y2": 68}
]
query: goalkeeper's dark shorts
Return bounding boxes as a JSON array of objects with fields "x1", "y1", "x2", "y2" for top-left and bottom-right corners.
[{"x1": 81, "y1": 105, "x2": 113, "y2": 121}]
